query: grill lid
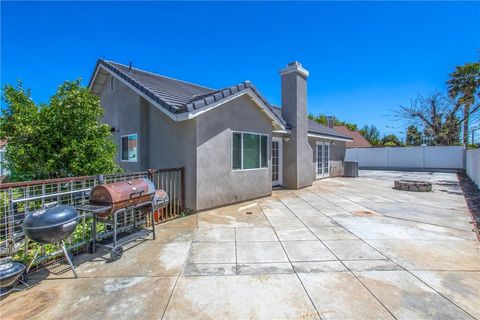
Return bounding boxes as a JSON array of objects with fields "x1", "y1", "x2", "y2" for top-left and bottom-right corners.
[
  {"x1": 22, "y1": 205, "x2": 79, "y2": 230},
  {"x1": 0, "y1": 261, "x2": 25, "y2": 278},
  {"x1": 90, "y1": 178, "x2": 156, "y2": 205}
]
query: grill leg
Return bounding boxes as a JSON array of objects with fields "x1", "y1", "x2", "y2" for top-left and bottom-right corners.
[
  {"x1": 113, "y1": 211, "x2": 118, "y2": 248},
  {"x1": 61, "y1": 241, "x2": 78, "y2": 278},
  {"x1": 151, "y1": 202, "x2": 156, "y2": 240},
  {"x1": 92, "y1": 215, "x2": 97, "y2": 253},
  {"x1": 26, "y1": 247, "x2": 41, "y2": 273}
]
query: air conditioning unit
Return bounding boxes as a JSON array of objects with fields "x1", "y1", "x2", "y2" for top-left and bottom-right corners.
[{"x1": 344, "y1": 161, "x2": 359, "y2": 177}]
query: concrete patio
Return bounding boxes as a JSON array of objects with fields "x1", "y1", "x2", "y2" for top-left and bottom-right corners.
[{"x1": 1, "y1": 170, "x2": 479, "y2": 319}]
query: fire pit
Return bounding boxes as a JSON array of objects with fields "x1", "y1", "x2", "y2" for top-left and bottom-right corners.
[{"x1": 394, "y1": 180, "x2": 432, "y2": 192}]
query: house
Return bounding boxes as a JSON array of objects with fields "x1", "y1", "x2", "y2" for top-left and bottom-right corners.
[
  {"x1": 89, "y1": 60, "x2": 352, "y2": 212},
  {"x1": 333, "y1": 125, "x2": 372, "y2": 148}
]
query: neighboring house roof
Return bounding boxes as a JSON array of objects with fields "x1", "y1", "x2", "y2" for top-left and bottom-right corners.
[
  {"x1": 333, "y1": 125, "x2": 372, "y2": 148},
  {"x1": 89, "y1": 59, "x2": 286, "y2": 128},
  {"x1": 271, "y1": 107, "x2": 352, "y2": 141},
  {"x1": 0, "y1": 139, "x2": 6, "y2": 149}
]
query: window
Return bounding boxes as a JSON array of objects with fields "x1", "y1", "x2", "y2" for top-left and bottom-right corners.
[
  {"x1": 232, "y1": 132, "x2": 268, "y2": 170},
  {"x1": 110, "y1": 76, "x2": 114, "y2": 90},
  {"x1": 121, "y1": 134, "x2": 138, "y2": 162}
]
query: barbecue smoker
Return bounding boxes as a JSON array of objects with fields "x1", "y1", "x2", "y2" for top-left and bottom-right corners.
[{"x1": 80, "y1": 178, "x2": 168, "y2": 261}]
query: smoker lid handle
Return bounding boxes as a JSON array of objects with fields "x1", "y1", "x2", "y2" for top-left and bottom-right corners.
[{"x1": 130, "y1": 190, "x2": 144, "y2": 198}]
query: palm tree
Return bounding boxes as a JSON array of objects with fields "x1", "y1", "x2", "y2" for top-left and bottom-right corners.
[{"x1": 447, "y1": 62, "x2": 480, "y2": 145}]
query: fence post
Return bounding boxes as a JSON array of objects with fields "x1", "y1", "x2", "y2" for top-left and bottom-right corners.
[
  {"x1": 180, "y1": 167, "x2": 185, "y2": 213},
  {"x1": 422, "y1": 146, "x2": 425, "y2": 169},
  {"x1": 147, "y1": 169, "x2": 155, "y2": 183}
]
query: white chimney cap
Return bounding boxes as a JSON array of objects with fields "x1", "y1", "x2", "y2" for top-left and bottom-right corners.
[{"x1": 279, "y1": 61, "x2": 309, "y2": 78}]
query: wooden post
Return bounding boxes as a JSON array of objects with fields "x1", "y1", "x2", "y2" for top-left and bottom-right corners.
[{"x1": 180, "y1": 167, "x2": 185, "y2": 214}]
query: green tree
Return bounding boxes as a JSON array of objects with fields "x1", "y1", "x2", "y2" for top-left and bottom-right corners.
[
  {"x1": 0, "y1": 80, "x2": 121, "y2": 181},
  {"x1": 405, "y1": 125, "x2": 422, "y2": 146},
  {"x1": 308, "y1": 113, "x2": 358, "y2": 131},
  {"x1": 359, "y1": 125, "x2": 381, "y2": 145},
  {"x1": 447, "y1": 62, "x2": 480, "y2": 145},
  {"x1": 382, "y1": 134, "x2": 402, "y2": 146}
]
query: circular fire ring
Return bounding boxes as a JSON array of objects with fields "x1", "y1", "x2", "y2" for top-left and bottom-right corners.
[{"x1": 394, "y1": 180, "x2": 432, "y2": 192}]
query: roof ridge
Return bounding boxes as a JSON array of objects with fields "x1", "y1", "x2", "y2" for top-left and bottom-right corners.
[{"x1": 103, "y1": 60, "x2": 215, "y2": 91}]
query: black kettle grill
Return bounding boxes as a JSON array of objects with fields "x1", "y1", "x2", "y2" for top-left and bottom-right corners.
[
  {"x1": 22, "y1": 205, "x2": 80, "y2": 277},
  {"x1": 22, "y1": 205, "x2": 79, "y2": 244},
  {"x1": 0, "y1": 260, "x2": 26, "y2": 296}
]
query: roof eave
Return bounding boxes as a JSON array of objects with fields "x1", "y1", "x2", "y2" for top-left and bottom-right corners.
[
  {"x1": 177, "y1": 88, "x2": 286, "y2": 129},
  {"x1": 308, "y1": 132, "x2": 353, "y2": 142},
  {"x1": 89, "y1": 60, "x2": 285, "y2": 129}
]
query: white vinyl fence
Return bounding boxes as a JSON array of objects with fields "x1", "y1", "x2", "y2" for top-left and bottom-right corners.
[
  {"x1": 345, "y1": 146, "x2": 465, "y2": 170},
  {"x1": 466, "y1": 148, "x2": 480, "y2": 187}
]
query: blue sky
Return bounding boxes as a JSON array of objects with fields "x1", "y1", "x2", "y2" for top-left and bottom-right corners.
[{"x1": 1, "y1": 1, "x2": 479, "y2": 138}]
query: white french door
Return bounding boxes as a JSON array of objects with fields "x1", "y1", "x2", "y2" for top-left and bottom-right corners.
[
  {"x1": 316, "y1": 142, "x2": 330, "y2": 179},
  {"x1": 272, "y1": 137, "x2": 283, "y2": 186}
]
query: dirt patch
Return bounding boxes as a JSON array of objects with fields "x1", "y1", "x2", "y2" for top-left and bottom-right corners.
[{"x1": 457, "y1": 172, "x2": 480, "y2": 241}]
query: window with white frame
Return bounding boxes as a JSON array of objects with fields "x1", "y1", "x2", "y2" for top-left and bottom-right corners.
[
  {"x1": 121, "y1": 134, "x2": 138, "y2": 162},
  {"x1": 232, "y1": 132, "x2": 268, "y2": 170}
]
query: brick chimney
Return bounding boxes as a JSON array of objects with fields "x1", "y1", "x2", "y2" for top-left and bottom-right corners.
[{"x1": 280, "y1": 62, "x2": 312, "y2": 189}]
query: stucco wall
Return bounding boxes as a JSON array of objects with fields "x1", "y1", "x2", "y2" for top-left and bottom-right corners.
[
  {"x1": 99, "y1": 77, "x2": 198, "y2": 211},
  {"x1": 196, "y1": 94, "x2": 273, "y2": 211},
  {"x1": 330, "y1": 141, "x2": 346, "y2": 177},
  {"x1": 99, "y1": 77, "x2": 143, "y2": 172},
  {"x1": 308, "y1": 138, "x2": 346, "y2": 179},
  {"x1": 466, "y1": 148, "x2": 480, "y2": 188},
  {"x1": 146, "y1": 100, "x2": 197, "y2": 211},
  {"x1": 281, "y1": 72, "x2": 312, "y2": 189}
]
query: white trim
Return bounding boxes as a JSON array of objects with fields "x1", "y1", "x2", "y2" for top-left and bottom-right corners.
[
  {"x1": 120, "y1": 133, "x2": 138, "y2": 163},
  {"x1": 90, "y1": 64, "x2": 285, "y2": 129},
  {"x1": 315, "y1": 141, "x2": 330, "y2": 179},
  {"x1": 273, "y1": 129, "x2": 291, "y2": 135},
  {"x1": 323, "y1": 143, "x2": 330, "y2": 178},
  {"x1": 308, "y1": 132, "x2": 352, "y2": 142},
  {"x1": 272, "y1": 137, "x2": 283, "y2": 186},
  {"x1": 231, "y1": 131, "x2": 269, "y2": 172}
]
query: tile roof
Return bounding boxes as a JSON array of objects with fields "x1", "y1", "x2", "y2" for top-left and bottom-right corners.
[
  {"x1": 333, "y1": 126, "x2": 372, "y2": 147},
  {"x1": 271, "y1": 107, "x2": 351, "y2": 140},
  {"x1": 89, "y1": 59, "x2": 349, "y2": 138},
  {"x1": 0, "y1": 139, "x2": 6, "y2": 149},
  {"x1": 90, "y1": 60, "x2": 285, "y2": 127}
]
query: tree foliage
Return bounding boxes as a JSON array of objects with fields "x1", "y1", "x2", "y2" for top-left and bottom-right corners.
[
  {"x1": 308, "y1": 113, "x2": 358, "y2": 131},
  {"x1": 359, "y1": 125, "x2": 381, "y2": 145},
  {"x1": 405, "y1": 125, "x2": 422, "y2": 146},
  {"x1": 447, "y1": 62, "x2": 480, "y2": 145},
  {"x1": 0, "y1": 80, "x2": 121, "y2": 181},
  {"x1": 382, "y1": 134, "x2": 402, "y2": 146}
]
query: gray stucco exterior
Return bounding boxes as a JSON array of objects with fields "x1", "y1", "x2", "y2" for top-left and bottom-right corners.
[
  {"x1": 99, "y1": 77, "x2": 198, "y2": 210},
  {"x1": 91, "y1": 60, "x2": 352, "y2": 212},
  {"x1": 280, "y1": 63, "x2": 313, "y2": 189},
  {"x1": 196, "y1": 94, "x2": 272, "y2": 210}
]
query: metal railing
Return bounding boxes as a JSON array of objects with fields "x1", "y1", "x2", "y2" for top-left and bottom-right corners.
[{"x1": 0, "y1": 168, "x2": 185, "y2": 266}]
